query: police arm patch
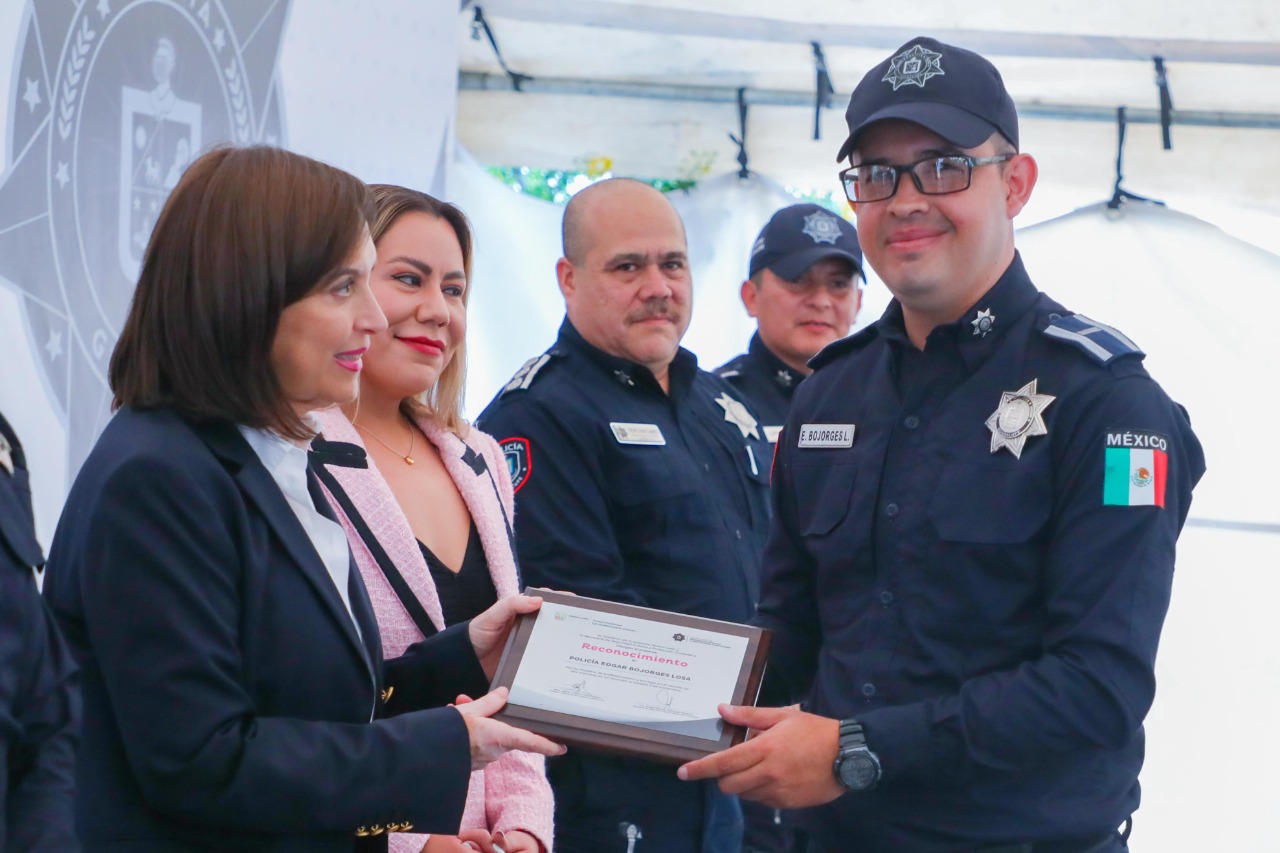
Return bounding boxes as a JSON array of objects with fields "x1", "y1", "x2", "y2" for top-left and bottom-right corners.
[
  {"x1": 500, "y1": 437, "x2": 532, "y2": 493},
  {"x1": 1103, "y1": 430, "x2": 1169, "y2": 507}
]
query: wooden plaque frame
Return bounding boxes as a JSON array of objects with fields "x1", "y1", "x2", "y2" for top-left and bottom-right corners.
[{"x1": 489, "y1": 588, "x2": 771, "y2": 764}]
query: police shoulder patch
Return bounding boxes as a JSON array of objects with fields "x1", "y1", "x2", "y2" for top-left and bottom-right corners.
[
  {"x1": 809, "y1": 324, "x2": 879, "y2": 371},
  {"x1": 500, "y1": 349, "x2": 563, "y2": 396},
  {"x1": 500, "y1": 437, "x2": 532, "y2": 493},
  {"x1": 1043, "y1": 314, "x2": 1144, "y2": 365}
]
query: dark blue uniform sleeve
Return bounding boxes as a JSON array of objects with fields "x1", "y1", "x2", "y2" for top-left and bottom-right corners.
[
  {"x1": 479, "y1": 395, "x2": 646, "y2": 608},
  {"x1": 0, "y1": 416, "x2": 80, "y2": 852},
  {"x1": 0, "y1": 573, "x2": 81, "y2": 851},
  {"x1": 754, "y1": 431, "x2": 823, "y2": 706},
  {"x1": 851, "y1": 375, "x2": 1203, "y2": 784}
]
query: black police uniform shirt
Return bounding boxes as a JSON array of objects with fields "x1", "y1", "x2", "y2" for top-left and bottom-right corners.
[
  {"x1": 716, "y1": 332, "x2": 803, "y2": 445},
  {"x1": 478, "y1": 318, "x2": 772, "y2": 622},
  {"x1": 759, "y1": 253, "x2": 1205, "y2": 851},
  {"x1": 477, "y1": 320, "x2": 772, "y2": 853},
  {"x1": 0, "y1": 413, "x2": 80, "y2": 851}
]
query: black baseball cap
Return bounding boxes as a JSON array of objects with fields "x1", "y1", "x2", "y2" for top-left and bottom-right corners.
[
  {"x1": 836, "y1": 36, "x2": 1019, "y2": 162},
  {"x1": 748, "y1": 203, "x2": 862, "y2": 281}
]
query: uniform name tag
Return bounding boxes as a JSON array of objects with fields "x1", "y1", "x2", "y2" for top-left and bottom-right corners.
[
  {"x1": 764, "y1": 425, "x2": 783, "y2": 444},
  {"x1": 798, "y1": 424, "x2": 854, "y2": 448},
  {"x1": 610, "y1": 422, "x2": 666, "y2": 446}
]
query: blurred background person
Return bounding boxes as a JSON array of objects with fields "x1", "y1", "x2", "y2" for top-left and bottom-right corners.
[
  {"x1": 0, "y1": 410, "x2": 80, "y2": 851},
  {"x1": 42, "y1": 145, "x2": 562, "y2": 852},
  {"x1": 717, "y1": 203, "x2": 862, "y2": 450},
  {"x1": 313, "y1": 184, "x2": 553, "y2": 853}
]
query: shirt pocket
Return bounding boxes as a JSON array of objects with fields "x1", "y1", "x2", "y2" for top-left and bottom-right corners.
[
  {"x1": 928, "y1": 461, "x2": 1051, "y2": 544},
  {"x1": 795, "y1": 461, "x2": 858, "y2": 538}
]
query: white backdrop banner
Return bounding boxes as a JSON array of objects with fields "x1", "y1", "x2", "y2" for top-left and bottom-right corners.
[{"x1": 0, "y1": 0, "x2": 459, "y2": 545}]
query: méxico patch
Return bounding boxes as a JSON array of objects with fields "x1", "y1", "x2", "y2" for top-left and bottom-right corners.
[
  {"x1": 1103, "y1": 431, "x2": 1169, "y2": 507},
  {"x1": 501, "y1": 437, "x2": 532, "y2": 493}
]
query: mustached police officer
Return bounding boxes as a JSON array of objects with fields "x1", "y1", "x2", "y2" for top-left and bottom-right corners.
[
  {"x1": 0, "y1": 412, "x2": 80, "y2": 851},
  {"x1": 680, "y1": 37, "x2": 1205, "y2": 853},
  {"x1": 478, "y1": 178, "x2": 773, "y2": 853},
  {"x1": 717, "y1": 204, "x2": 862, "y2": 449}
]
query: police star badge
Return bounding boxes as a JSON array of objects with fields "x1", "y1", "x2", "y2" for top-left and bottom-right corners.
[
  {"x1": 985, "y1": 379, "x2": 1055, "y2": 459},
  {"x1": 801, "y1": 210, "x2": 842, "y2": 245},
  {"x1": 714, "y1": 392, "x2": 760, "y2": 440},
  {"x1": 971, "y1": 308, "x2": 995, "y2": 337},
  {"x1": 883, "y1": 44, "x2": 945, "y2": 91}
]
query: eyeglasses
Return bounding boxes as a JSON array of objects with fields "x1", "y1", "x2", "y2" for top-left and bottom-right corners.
[{"x1": 839, "y1": 155, "x2": 1013, "y2": 204}]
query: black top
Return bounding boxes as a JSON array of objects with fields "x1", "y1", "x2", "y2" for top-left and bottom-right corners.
[{"x1": 419, "y1": 524, "x2": 496, "y2": 627}]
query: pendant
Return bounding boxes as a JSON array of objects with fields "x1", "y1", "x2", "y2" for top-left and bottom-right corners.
[{"x1": 405, "y1": 456, "x2": 415, "y2": 465}]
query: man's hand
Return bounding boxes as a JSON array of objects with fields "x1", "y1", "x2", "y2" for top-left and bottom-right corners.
[
  {"x1": 677, "y1": 704, "x2": 846, "y2": 809},
  {"x1": 468, "y1": 594, "x2": 543, "y2": 679},
  {"x1": 455, "y1": 687, "x2": 566, "y2": 771}
]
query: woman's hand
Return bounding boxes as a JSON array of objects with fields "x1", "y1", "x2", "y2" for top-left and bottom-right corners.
[
  {"x1": 467, "y1": 595, "x2": 543, "y2": 680},
  {"x1": 493, "y1": 829, "x2": 543, "y2": 852},
  {"x1": 422, "y1": 830, "x2": 495, "y2": 852},
  {"x1": 454, "y1": 687, "x2": 565, "y2": 771}
]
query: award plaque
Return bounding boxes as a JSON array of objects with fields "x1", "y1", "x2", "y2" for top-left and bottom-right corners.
[{"x1": 489, "y1": 588, "x2": 772, "y2": 764}]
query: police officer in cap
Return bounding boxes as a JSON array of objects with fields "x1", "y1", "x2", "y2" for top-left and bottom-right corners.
[
  {"x1": 478, "y1": 178, "x2": 773, "y2": 853},
  {"x1": 717, "y1": 204, "x2": 863, "y2": 448},
  {"x1": 0, "y1": 412, "x2": 80, "y2": 850},
  {"x1": 680, "y1": 37, "x2": 1205, "y2": 853}
]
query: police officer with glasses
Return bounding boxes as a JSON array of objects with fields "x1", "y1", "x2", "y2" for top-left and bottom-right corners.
[{"x1": 680, "y1": 36, "x2": 1205, "y2": 853}]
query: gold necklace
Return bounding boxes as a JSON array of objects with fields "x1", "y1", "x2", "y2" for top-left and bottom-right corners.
[{"x1": 354, "y1": 415, "x2": 415, "y2": 465}]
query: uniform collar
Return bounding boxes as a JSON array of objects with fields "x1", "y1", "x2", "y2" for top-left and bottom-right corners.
[
  {"x1": 875, "y1": 251, "x2": 1040, "y2": 370},
  {"x1": 747, "y1": 332, "x2": 802, "y2": 395},
  {"x1": 557, "y1": 317, "x2": 698, "y2": 398}
]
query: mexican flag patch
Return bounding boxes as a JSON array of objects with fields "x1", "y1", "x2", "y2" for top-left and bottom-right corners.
[{"x1": 1103, "y1": 430, "x2": 1168, "y2": 507}]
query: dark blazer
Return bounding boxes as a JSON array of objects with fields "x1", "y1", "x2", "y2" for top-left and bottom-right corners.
[
  {"x1": 42, "y1": 408, "x2": 489, "y2": 852},
  {"x1": 0, "y1": 413, "x2": 80, "y2": 851}
]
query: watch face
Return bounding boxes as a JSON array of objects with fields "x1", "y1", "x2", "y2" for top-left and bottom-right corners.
[{"x1": 839, "y1": 752, "x2": 879, "y2": 790}]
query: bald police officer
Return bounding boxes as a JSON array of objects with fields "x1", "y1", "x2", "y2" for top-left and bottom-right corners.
[
  {"x1": 479, "y1": 179, "x2": 773, "y2": 853},
  {"x1": 681, "y1": 37, "x2": 1205, "y2": 853},
  {"x1": 717, "y1": 204, "x2": 862, "y2": 449}
]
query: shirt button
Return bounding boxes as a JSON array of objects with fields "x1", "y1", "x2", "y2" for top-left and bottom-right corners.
[
  {"x1": 903, "y1": 415, "x2": 920, "y2": 430},
  {"x1": 861, "y1": 682, "x2": 877, "y2": 697},
  {"x1": 734, "y1": 529, "x2": 743, "y2": 540},
  {"x1": 879, "y1": 590, "x2": 894, "y2": 606},
  {"x1": 884, "y1": 502, "x2": 899, "y2": 518},
  {"x1": 703, "y1": 463, "x2": 711, "y2": 473}
]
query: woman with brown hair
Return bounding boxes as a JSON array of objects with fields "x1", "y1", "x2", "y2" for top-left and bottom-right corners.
[
  {"x1": 312, "y1": 186, "x2": 553, "y2": 853},
  {"x1": 42, "y1": 146, "x2": 562, "y2": 853}
]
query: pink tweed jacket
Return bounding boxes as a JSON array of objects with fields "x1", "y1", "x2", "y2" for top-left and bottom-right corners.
[{"x1": 314, "y1": 408, "x2": 553, "y2": 853}]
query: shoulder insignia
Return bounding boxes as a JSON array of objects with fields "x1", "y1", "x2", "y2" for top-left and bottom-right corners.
[
  {"x1": 500, "y1": 350, "x2": 562, "y2": 396},
  {"x1": 717, "y1": 368, "x2": 741, "y2": 380},
  {"x1": 1043, "y1": 314, "x2": 1144, "y2": 365},
  {"x1": 809, "y1": 324, "x2": 880, "y2": 371}
]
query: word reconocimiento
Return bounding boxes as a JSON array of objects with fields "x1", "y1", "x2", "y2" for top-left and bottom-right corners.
[{"x1": 579, "y1": 643, "x2": 689, "y2": 667}]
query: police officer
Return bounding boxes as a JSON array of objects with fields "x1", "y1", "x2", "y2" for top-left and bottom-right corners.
[
  {"x1": 0, "y1": 412, "x2": 80, "y2": 850},
  {"x1": 680, "y1": 37, "x2": 1205, "y2": 853},
  {"x1": 717, "y1": 204, "x2": 862, "y2": 447},
  {"x1": 478, "y1": 178, "x2": 773, "y2": 853}
]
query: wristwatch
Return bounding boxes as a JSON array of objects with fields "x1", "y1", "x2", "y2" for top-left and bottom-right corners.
[{"x1": 832, "y1": 718, "x2": 882, "y2": 791}]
